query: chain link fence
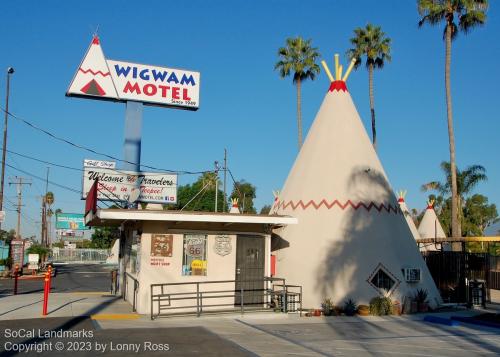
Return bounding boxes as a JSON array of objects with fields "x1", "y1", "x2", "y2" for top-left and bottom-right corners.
[{"x1": 50, "y1": 248, "x2": 110, "y2": 263}]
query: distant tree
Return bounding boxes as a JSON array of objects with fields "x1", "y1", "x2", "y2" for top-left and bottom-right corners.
[
  {"x1": 418, "y1": 0, "x2": 489, "y2": 239},
  {"x1": 422, "y1": 161, "x2": 487, "y2": 236},
  {"x1": 168, "y1": 172, "x2": 226, "y2": 212},
  {"x1": 91, "y1": 227, "x2": 118, "y2": 249},
  {"x1": 0, "y1": 229, "x2": 16, "y2": 244},
  {"x1": 462, "y1": 194, "x2": 498, "y2": 236},
  {"x1": 275, "y1": 36, "x2": 321, "y2": 150},
  {"x1": 347, "y1": 24, "x2": 391, "y2": 151},
  {"x1": 260, "y1": 205, "x2": 272, "y2": 214},
  {"x1": 26, "y1": 243, "x2": 50, "y2": 260},
  {"x1": 230, "y1": 180, "x2": 257, "y2": 214}
]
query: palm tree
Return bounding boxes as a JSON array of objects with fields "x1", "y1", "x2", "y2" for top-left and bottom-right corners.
[
  {"x1": 422, "y1": 161, "x2": 487, "y2": 231},
  {"x1": 275, "y1": 37, "x2": 321, "y2": 150},
  {"x1": 418, "y1": 0, "x2": 488, "y2": 238},
  {"x1": 347, "y1": 24, "x2": 391, "y2": 151},
  {"x1": 45, "y1": 192, "x2": 54, "y2": 246}
]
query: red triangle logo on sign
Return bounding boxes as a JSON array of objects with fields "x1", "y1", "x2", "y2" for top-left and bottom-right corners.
[{"x1": 80, "y1": 79, "x2": 106, "y2": 96}]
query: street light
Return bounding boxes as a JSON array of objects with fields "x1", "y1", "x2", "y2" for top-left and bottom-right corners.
[{"x1": 0, "y1": 67, "x2": 14, "y2": 230}]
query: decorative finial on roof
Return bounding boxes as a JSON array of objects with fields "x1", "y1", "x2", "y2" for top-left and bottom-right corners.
[
  {"x1": 426, "y1": 199, "x2": 435, "y2": 209},
  {"x1": 397, "y1": 190, "x2": 407, "y2": 203},
  {"x1": 229, "y1": 198, "x2": 240, "y2": 214},
  {"x1": 321, "y1": 54, "x2": 356, "y2": 92},
  {"x1": 272, "y1": 190, "x2": 280, "y2": 202},
  {"x1": 321, "y1": 54, "x2": 356, "y2": 83}
]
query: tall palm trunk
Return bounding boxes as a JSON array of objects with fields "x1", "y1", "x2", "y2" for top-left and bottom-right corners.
[
  {"x1": 368, "y1": 63, "x2": 376, "y2": 150},
  {"x1": 445, "y1": 22, "x2": 461, "y2": 239},
  {"x1": 296, "y1": 77, "x2": 303, "y2": 150}
]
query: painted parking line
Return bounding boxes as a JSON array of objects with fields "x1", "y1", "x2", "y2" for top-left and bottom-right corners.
[
  {"x1": 69, "y1": 291, "x2": 111, "y2": 295},
  {"x1": 91, "y1": 313, "x2": 140, "y2": 320}
]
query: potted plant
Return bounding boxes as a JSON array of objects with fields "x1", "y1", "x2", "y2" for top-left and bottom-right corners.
[
  {"x1": 414, "y1": 289, "x2": 429, "y2": 312},
  {"x1": 357, "y1": 304, "x2": 369, "y2": 316},
  {"x1": 392, "y1": 300, "x2": 402, "y2": 315},
  {"x1": 343, "y1": 298, "x2": 358, "y2": 316}
]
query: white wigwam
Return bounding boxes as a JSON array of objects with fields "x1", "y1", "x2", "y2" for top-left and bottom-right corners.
[
  {"x1": 397, "y1": 190, "x2": 421, "y2": 242},
  {"x1": 271, "y1": 55, "x2": 441, "y2": 308},
  {"x1": 67, "y1": 36, "x2": 118, "y2": 99},
  {"x1": 418, "y1": 200, "x2": 450, "y2": 251}
]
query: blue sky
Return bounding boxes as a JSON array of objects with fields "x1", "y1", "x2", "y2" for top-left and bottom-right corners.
[{"x1": 0, "y1": 1, "x2": 498, "y2": 239}]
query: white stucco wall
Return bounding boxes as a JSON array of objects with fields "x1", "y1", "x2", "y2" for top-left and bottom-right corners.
[{"x1": 120, "y1": 222, "x2": 270, "y2": 315}]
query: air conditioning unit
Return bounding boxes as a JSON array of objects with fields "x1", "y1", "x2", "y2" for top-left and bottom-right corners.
[{"x1": 404, "y1": 268, "x2": 421, "y2": 283}]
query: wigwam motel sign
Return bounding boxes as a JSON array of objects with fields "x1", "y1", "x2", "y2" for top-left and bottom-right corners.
[{"x1": 66, "y1": 36, "x2": 200, "y2": 110}]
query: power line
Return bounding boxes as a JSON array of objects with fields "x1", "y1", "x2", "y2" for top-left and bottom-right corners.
[
  {"x1": 8, "y1": 150, "x2": 82, "y2": 172},
  {"x1": 7, "y1": 149, "x2": 196, "y2": 177},
  {"x1": 6, "y1": 163, "x2": 81, "y2": 194},
  {"x1": 1, "y1": 107, "x2": 212, "y2": 175}
]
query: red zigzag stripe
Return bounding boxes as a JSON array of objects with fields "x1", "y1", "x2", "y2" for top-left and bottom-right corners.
[
  {"x1": 79, "y1": 68, "x2": 110, "y2": 77},
  {"x1": 274, "y1": 199, "x2": 400, "y2": 214}
]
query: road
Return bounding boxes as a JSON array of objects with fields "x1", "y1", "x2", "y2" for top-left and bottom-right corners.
[{"x1": 0, "y1": 264, "x2": 114, "y2": 295}]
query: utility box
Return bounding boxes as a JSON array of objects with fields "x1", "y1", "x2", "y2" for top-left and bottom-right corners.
[{"x1": 468, "y1": 279, "x2": 486, "y2": 307}]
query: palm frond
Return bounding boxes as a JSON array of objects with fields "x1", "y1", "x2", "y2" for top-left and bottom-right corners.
[{"x1": 274, "y1": 36, "x2": 321, "y2": 84}]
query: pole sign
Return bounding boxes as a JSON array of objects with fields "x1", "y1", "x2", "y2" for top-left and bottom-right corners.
[
  {"x1": 84, "y1": 159, "x2": 116, "y2": 169},
  {"x1": 56, "y1": 213, "x2": 89, "y2": 230},
  {"x1": 67, "y1": 36, "x2": 200, "y2": 110},
  {"x1": 82, "y1": 167, "x2": 177, "y2": 204}
]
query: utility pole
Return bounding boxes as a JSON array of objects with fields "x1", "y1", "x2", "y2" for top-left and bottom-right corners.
[
  {"x1": 214, "y1": 161, "x2": 219, "y2": 213},
  {"x1": 41, "y1": 196, "x2": 46, "y2": 246},
  {"x1": 44, "y1": 168, "x2": 49, "y2": 246},
  {"x1": 0, "y1": 67, "x2": 15, "y2": 231},
  {"x1": 9, "y1": 176, "x2": 31, "y2": 240},
  {"x1": 223, "y1": 149, "x2": 227, "y2": 212}
]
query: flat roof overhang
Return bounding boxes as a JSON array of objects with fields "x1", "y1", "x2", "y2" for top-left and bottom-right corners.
[
  {"x1": 416, "y1": 236, "x2": 500, "y2": 243},
  {"x1": 85, "y1": 208, "x2": 297, "y2": 234}
]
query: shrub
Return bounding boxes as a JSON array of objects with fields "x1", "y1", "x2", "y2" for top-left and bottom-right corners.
[
  {"x1": 369, "y1": 296, "x2": 393, "y2": 316},
  {"x1": 321, "y1": 298, "x2": 335, "y2": 316},
  {"x1": 343, "y1": 298, "x2": 358, "y2": 316},
  {"x1": 413, "y1": 289, "x2": 428, "y2": 305}
]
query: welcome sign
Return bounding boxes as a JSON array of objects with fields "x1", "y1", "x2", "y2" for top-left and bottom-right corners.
[
  {"x1": 67, "y1": 36, "x2": 200, "y2": 110},
  {"x1": 82, "y1": 167, "x2": 178, "y2": 204}
]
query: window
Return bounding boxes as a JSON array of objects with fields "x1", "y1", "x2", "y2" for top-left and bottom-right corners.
[
  {"x1": 370, "y1": 269, "x2": 395, "y2": 291},
  {"x1": 182, "y1": 234, "x2": 207, "y2": 276},
  {"x1": 367, "y1": 263, "x2": 400, "y2": 296}
]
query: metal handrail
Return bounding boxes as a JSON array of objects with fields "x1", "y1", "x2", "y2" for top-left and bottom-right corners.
[
  {"x1": 124, "y1": 272, "x2": 139, "y2": 312},
  {"x1": 150, "y1": 277, "x2": 301, "y2": 319}
]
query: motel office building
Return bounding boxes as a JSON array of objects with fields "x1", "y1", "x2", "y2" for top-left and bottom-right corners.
[{"x1": 86, "y1": 208, "x2": 297, "y2": 316}]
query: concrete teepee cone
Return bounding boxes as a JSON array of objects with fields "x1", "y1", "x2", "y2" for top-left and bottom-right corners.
[
  {"x1": 271, "y1": 56, "x2": 441, "y2": 308},
  {"x1": 418, "y1": 200, "x2": 450, "y2": 251},
  {"x1": 397, "y1": 190, "x2": 421, "y2": 242}
]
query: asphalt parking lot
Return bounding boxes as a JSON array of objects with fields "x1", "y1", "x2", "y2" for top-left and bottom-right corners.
[
  {"x1": 0, "y1": 317, "x2": 250, "y2": 356},
  {"x1": 248, "y1": 318, "x2": 500, "y2": 356},
  {"x1": 0, "y1": 264, "x2": 113, "y2": 295}
]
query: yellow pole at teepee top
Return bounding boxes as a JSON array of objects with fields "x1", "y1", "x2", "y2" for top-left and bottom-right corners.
[
  {"x1": 342, "y1": 58, "x2": 356, "y2": 82},
  {"x1": 334, "y1": 54, "x2": 339, "y2": 80},
  {"x1": 337, "y1": 65, "x2": 343, "y2": 81},
  {"x1": 321, "y1": 60, "x2": 334, "y2": 82}
]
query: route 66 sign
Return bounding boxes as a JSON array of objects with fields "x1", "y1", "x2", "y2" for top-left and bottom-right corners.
[{"x1": 214, "y1": 235, "x2": 232, "y2": 256}]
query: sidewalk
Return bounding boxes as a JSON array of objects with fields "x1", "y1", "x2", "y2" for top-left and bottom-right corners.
[{"x1": 0, "y1": 292, "x2": 133, "y2": 320}]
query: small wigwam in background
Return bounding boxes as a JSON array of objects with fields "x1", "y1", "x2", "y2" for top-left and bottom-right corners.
[
  {"x1": 418, "y1": 199, "x2": 451, "y2": 252},
  {"x1": 397, "y1": 190, "x2": 421, "y2": 243}
]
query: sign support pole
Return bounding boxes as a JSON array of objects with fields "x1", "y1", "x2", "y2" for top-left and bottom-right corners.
[
  {"x1": 123, "y1": 101, "x2": 143, "y2": 172},
  {"x1": 123, "y1": 101, "x2": 143, "y2": 208}
]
